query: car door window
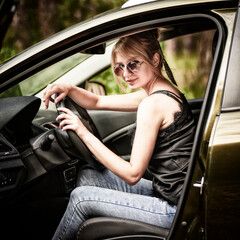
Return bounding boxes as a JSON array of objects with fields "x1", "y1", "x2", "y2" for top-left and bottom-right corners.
[
  {"x1": 0, "y1": 29, "x2": 215, "y2": 102},
  {"x1": 0, "y1": 52, "x2": 92, "y2": 98},
  {"x1": 87, "y1": 29, "x2": 215, "y2": 99}
]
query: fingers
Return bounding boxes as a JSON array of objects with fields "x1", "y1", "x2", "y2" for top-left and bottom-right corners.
[
  {"x1": 56, "y1": 107, "x2": 73, "y2": 116},
  {"x1": 54, "y1": 92, "x2": 66, "y2": 105},
  {"x1": 43, "y1": 85, "x2": 55, "y2": 109},
  {"x1": 56, "y1": 108, "x2": 77, "y2": 129},
  {"x1": 57, "y1": 113, "x2": 73, "y2": 130},
  {"x1": 59, "y1": 119, "x2": 72, "y2": 130},
  {"x1": 42, "y1": 84, "x2": 67, "y2": 109},
  {"x1": 43, "y1": 84, "x2": 54, "y2": 108},
  {"x1": 56, "y1": 108, "x2": 88, "y2": 137}
]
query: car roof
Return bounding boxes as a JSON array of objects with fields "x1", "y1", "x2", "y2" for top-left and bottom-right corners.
[{"x1": 122, "y1": 0, "x2": 157, "y2": 8}]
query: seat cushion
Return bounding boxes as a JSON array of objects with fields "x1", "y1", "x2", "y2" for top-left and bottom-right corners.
[{"x1": 77, "y1": 217, "x2": 169, "y2": 240}]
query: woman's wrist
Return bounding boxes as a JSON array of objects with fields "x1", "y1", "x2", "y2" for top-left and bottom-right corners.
[
  {"x1": 76, "y1": 125, "x2": 91, "y2": 141},
  {"x1": 81, "y1": 132, "x2": 92, "y2": 144},
  {"x1": 66, "y1": 84, "x2": 74, "y2": 95}
]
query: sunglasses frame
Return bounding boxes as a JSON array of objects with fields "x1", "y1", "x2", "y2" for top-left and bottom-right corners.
[{"x1": 114, "y1": 60, "x2": 144, "y2": 77}]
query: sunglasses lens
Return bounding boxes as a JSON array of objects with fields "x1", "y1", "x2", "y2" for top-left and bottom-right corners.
[
  {"x1": 114, "y1": 66, "x2": 122, "y2": 76},
  {"x1": 128, "y1": 61, "x2": 139, "y2": 72},
  {"x1": 114, "y1": 61, "x2": 141, "y2": 77}
]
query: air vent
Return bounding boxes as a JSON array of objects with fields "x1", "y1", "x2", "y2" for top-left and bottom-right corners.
[
  {"x1": 0, "y1": 139, "x2": 17, "y2": 159},
  {"x1": 0, "y1": 142, "x2": 12, "y2": 152}
]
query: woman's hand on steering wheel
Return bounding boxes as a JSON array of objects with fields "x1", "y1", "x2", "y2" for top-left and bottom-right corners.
[
  {"x1": 43, "y1": 83, "x2": 72, "y2": 109},
  {"x1": 56, "y1": 107, "x2": 89, "y2": 139},
  {"x1": 55, "y1": 103, "x2": 104, "y2": 170}
]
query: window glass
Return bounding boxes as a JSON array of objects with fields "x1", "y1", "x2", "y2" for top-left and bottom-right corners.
[
  {"x1": 164, "y1": 30, "x2": 215, "y2": 99},
  {"x1": 1, "y1": 29, "x2": 215, "y2": 100},
  {"x1": 88, "y1": 30, "x2": 215, "y2": 99},
  {"x1": 89, "y1": 68, "x2": 132, "y2": 95},
  {"x1": 0, "y1": 52, "x2": 92, "y2": 98}
]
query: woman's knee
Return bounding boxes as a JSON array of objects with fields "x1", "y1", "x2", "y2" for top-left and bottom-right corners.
[
  {"x1": 69, "y1": 186, "x2": 93, "y2": 212},
  {"x1": 71, "y1": 186, "x2": 87, "y2": 199}
]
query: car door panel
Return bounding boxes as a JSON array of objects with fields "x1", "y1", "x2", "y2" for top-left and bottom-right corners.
[
  {"x1": 88, "y1": 99, "x2": 203, "y2": 160},
  {"x1": 88, "y1": 110, "x2": 136, "y2": 160},
  {"x1": 205, "y1": 3, "x2": 240, "y2": 239}
]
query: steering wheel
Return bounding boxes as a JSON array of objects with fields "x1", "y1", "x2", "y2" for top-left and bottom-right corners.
[{"x1": 55, "y1": 95, "x2": 104, "y2": 170}]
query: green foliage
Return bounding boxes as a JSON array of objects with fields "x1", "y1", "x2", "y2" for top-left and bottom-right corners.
[
  {"x1": 1, "y1": 0, "x2": 127, "y2": 63},
  {"x1": 0, "y1": 85, "x2": 22, "y2": 98},
  {"x1": 165, "y1": 53, "x2": 207, "y2": 99},
  {"x1": 0, "y1": 47, "x2": 19, "y2": 63},
  {"x1": 90, "y1": 68, "x2": 121, "y2": 95},
  {"x1": 90, "y1": 67, "x2": 138, "y2": 95}
]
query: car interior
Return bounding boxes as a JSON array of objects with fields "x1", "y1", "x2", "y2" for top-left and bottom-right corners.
[{"x1": 0, "y1": 13, "x2": 221, "y2": 240}]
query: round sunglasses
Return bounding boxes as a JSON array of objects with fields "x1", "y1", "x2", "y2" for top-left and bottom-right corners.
[{"x1": 114, "y1": 60, "x2": 144, "y2": 77}]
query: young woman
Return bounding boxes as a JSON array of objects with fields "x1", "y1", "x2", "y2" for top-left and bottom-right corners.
[{"x1": 43, "y1": 29, "x2": 196, "y2": 240}]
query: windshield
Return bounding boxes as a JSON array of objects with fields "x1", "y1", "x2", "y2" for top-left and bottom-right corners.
[{"x1": 0, "y1": 52, "x2": 92, "y2": 98}]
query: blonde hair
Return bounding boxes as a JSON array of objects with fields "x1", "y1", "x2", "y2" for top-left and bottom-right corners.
[{"x1": 111, "y1": 29, "x2": 177, "y2": 91}]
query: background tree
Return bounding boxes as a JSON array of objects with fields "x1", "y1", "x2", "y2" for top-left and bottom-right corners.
[{"x1": 0, "y1": 0, "x2": 126, "y2": 63}]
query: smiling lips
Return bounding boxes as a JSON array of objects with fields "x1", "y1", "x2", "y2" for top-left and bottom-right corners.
[{"x1": 125, "y1": 78, "x2": 137, "y2": 85}]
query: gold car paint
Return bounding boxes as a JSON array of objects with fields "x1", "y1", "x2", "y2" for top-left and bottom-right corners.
[
  {"x1": 206, "y1": 111, "x2": 240, "y2": 239},
  {"x1": 201, "y1": 10, "x2": 239, "y2": 239},
  {"x1": 172, "y1": 9, "x2": 238, "y2": 240},
  {"x1": 200, "y1": 10, "x2": 236, "y2": 168}
]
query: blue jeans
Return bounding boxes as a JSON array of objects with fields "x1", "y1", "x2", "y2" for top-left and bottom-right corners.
[{"x1": 52, "y1": 166, "x2": 176, "y2": 240}]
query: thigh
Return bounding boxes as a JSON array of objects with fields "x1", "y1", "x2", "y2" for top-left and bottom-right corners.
[
  {"x1": 76, "y1": 165, "x2": 153, "y2": 196},
  {"x1": 71, "y1": 186, "x2": 176, "y2": 229}
]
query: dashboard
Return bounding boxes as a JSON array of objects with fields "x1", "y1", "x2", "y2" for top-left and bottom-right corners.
[
  {"x1": 0, "y1": 95, "x2": 79, "y2": 201},
  {"x1": 0, "y1": 96, "x2": 41, "y2": 198},
  {"x1": 0, "y1": 96, "x2": 41, "y2": 150}
]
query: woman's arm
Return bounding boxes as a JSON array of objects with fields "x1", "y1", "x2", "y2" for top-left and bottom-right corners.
[
  {"x1": 57, "y1": 96, "x2": 163, "y2": 185},
  {"x1": 43, "y1": 83, "x2": 147, "y2": 112}
]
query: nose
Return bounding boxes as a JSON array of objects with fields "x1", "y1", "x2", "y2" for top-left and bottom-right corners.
[{"x1": 122, "y1": 66, "x2": 132, "y2": 79}]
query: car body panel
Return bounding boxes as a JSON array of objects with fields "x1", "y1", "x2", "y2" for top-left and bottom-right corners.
[
  {"x1": 168, "y1": 5, "x2": 239, "y2": 239},
  {"x1": 0, "y1": 0, "x2": 240, "y2": 239},
  {"x1": 200, "y1": 10, "x2": 236, "y2": 165},
  {"x1": 204, "y1": 4, "x2": 240, "y2": 239},
  {"x1": 206, "y1": 111, "x2": 240, "y2": 239},
  {"x1": 222, "y1": 3, "x2": 240, "y2": 110}
]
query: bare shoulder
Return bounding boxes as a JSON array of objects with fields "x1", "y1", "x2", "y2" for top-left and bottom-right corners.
[
  {"x1": 139, "y1": 93, "x2": 176, "y2": 111},
  {"x1": 137, "y1": 94, "x2": 165, "y2": 121},
  {"x1": 137, "y1": 93, "x2": 181, "y2": 123}
]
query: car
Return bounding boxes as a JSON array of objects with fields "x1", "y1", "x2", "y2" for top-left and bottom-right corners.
[{"x1": 0, "y1": 0, "x2": 240, "y2": 239}]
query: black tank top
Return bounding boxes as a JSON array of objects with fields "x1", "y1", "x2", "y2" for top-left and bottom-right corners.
[{"x1": 131, "y1": 90, "x2": 196, "y2": 205}]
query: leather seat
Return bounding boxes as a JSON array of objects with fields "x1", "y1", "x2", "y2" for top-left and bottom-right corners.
[{"x1": 77, "y1": 217, "x2": 169, "y2": 240}]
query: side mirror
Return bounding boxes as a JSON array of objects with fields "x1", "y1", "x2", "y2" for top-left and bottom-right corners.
[{"x1": 85, "y1": 81, "x2": 106, "y2": 96}]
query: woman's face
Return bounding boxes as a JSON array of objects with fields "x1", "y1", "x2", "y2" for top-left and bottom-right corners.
[{"x1": 114, "y1": 52, "x2": 156, "y2": 91}]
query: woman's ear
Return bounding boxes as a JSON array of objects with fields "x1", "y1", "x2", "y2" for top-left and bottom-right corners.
[{"x1": 152, "y1": 53, "x2": 160, "y2": 67}]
